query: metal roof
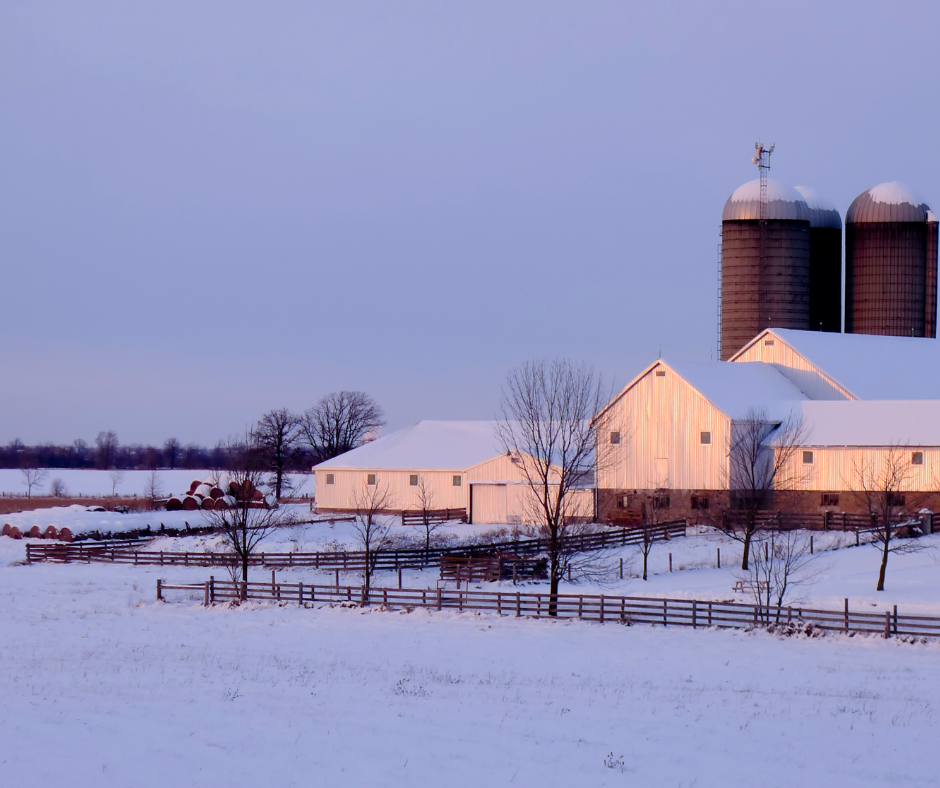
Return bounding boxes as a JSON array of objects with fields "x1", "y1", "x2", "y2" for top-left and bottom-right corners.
[
  {"x1": 722, "y1": 179, "x2": 810, "y2": 222},
  {"x1": 786, "y1": 400, "x2": 940, "y2": 447},
  {"x1": 845, "y1": 181, "x2": 932, "y2": 224},
  {"x1": 794, "y1": 185, "x2": 842, "y2": 229}
]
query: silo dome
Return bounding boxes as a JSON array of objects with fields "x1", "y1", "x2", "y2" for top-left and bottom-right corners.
[
  {"x1": 794, "y1": 185, "x2": 843, "y2": 229},
  {"x1": 846, "y1": 182, "x2": 931, "y2": 224},
  {"x1": 794, "y1": 186, "x2": 843, "y2": 333},
  {"x1": 722, "y1": 179, "x2": 810, "y2": 222},
  {"x1": 845, "y1": 182, "x2": 938, "y2": 338}
]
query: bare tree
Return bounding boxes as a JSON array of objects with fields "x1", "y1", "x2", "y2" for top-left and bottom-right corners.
[
  {"x1": 301, "y1": 391, "x2": 385, "y2": 463},
  {"x1": 352, "y1": 480, "x2": 394, "y2": 603},
  {"x1": 21, "y1": 468, "x2": 48, "y2": 498},
  {"x1": 144, "y1": 470, "x2": 164, "y2": 509},
  {"x1": 49, "y1": 477, "x2": 68, "y2": 498},
  {"x1": 108, "y1": 469, "x2": 126, "y2": 496},
  {"x1": 743, "y1": 529, "x2": 817, "y2": 621},
  {"x1": 848, "y1": 447, "x2": 925, "y2": 592},
  {"x1": 497, "y1": 358, "x2": 608, "y2": 615},
  {"x1": 252, "y1": 409, "x2": 302, "y2": 500},
  {"x1": 410, "y1": 476, "x2": 444, "y2": 555},
  {"x1": 95, "y1": 430, "x2": 119, "y2": 469},
  {"x1": 720, "y1": 407, "x2": 809, "y2": 571},
  {"x1": 636, "y1": 488, "x2": 670, "y2": 581},
  {"x1": 163, "y1": 437, "x2": 181, "y2": 469},
  {"x1": 201, "y1": 462, "x2": 299, "y2": 587}
]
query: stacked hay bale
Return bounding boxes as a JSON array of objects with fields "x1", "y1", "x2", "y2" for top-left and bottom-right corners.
[{"x1": 164, "y1": 473, "x2": 265, "y2": 511}]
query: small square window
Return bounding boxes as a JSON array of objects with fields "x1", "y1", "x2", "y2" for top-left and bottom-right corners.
[
  {"x1": 409, "y1": 474, "x2": 419, "y2": 486},
  {"x1": 764, "y1": 339, "x2": 775, "y2": 347},
  {"x1": 655, "y1": 369, "x2": 666, "y2": 377},
  {"x1": 691, "y1": 495, "x2": 709, "y2": 510},
  {"x1": 912, "y1": 451, "x2": 924, "y2": 466},
  {"x1": 821, "y1": 493, "x2": 839, "y2": 506},
  {"x1": 610, "y1": 431, "x2": 621, "y2": 445},
  {"x1": 802, "y1": 451, "x2": 814, "y2": 465},
  {"x1": 325, "y1": 474, "x2": 335, "y2": 485},
  {"x1": 700, "y1": 431, "x2": 711, "y2": 445},
  {"x1": 452, "y1": 475, "x2": 462, "y2": 487},
  {"x1": 888, "y1": 492, "x2": 906, "y2": 507},
  {"x1": 652, "y1": 494, "x2": 670, "y2": 509},
  {"x1": 367, "y1": 473, "x2": 376, "y2": 486}
]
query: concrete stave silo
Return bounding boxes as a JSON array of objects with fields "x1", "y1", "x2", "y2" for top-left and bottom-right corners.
[
  {"x1": 845, "y1": 182, "x2": 939, "y2": 338},
  {"x1": 720, "y1": 180, "x2": 811, "y2": 360},
  {"x1": 795, "y1": 186, "x2": 843, "y2": 333}
]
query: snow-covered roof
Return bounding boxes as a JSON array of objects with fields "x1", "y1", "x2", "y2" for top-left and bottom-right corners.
[
  {"x1": 313, "y1": 421, "x2": 504, "y2": 471},
  {"x1": 745, "y1": 329, "x2": 940, "y2": 400},
  {"x1": 791, "y1": 400, "x2": 940, "y2": 447},
  {"x1": 846, "y1": 181, "x2": 932, "y2": 224},
  {"x1": 722, "y1": 179, "x2": 810, "y2": 222},
  {"x1": 794, "y1": 186, "x2": 842, "y2": 229},
  {"x1": 665, "y1": 360, "x2": 807, "y2": 421}
]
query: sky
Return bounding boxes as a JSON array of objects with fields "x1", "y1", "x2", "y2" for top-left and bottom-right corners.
[{"x1": 2, "y1": 1, "x2": 939, "y2": 446}]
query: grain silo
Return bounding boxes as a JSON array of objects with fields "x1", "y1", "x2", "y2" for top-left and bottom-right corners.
[
  {"x1": 795, "y1": 186, "x2": 843, "y2": 333},
  {"x1": 845, "y1": 182, "x2": 939, "y2": 338},
  {"x1": 720, "y1": 179, "x2": 811, "y2": 359}
]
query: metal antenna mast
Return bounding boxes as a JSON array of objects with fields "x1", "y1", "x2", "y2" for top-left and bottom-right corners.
[{"x1": 752, "y1": 141, "x2": 775, "y2": 326}]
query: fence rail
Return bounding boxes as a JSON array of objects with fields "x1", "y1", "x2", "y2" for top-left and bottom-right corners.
[
  {"x1": 721, "y1": 510, "x2": 934, "y2": 533},
  {"x1": 27, "y1": 521, "x2": 688, "y2": 569},
  {"x1": 156, "y1": 578, "x2": 940, "y2": 640}
]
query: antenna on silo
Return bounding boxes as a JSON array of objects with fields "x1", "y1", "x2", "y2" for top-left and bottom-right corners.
[{"x1": 752, "y1": 141, "x2": 775, "y2": 326}]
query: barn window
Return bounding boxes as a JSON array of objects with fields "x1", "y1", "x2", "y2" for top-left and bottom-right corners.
[
  {"x1": 452, "y1": 475, "x2": 462, "y2": 487},
  {"x1": 652, "y1": 494, "x2": 670, "y2": 509},
  {"x1": 610, "y1": 431, "x2": 621, "y2": 445},
  {"x1": 691, "y1": 495, "x2": 709, "y2": 510},
  {"x1": 912, "y1": 451, "x2": 924, "y2": 466},
  {"x1": 409, "y1": 474, "x2": 418, "y2": 486},
  {"x1": 326, "y1": 474, "x2": 335, "y2": 485},
  {"x1": 887, "y1": 492, "x2": 906, "y2": 507},
  {"x1": 764, "y1": 339, "x2": 775, "y2": 347},
  {"x1": 367, "y1": 474, "x2": 376, "y2": 486},
  {"x1": 655, "y1": 369, "x2": 666, "y2": 377},
  {"x1": 802, "y1": 451, "x2": 814, "y2": 465},
  {"x1": 700, "y1": 431, "x2": 711, "y2": 445},
  {"x1": 821, "y1": 493, "x2": 839, "y2": 506}
]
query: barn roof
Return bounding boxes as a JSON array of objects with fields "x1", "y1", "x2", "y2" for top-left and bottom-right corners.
[
  {"x1": 313, "y1": 421, "x2": 504, "y2": 471},
  {"x1": 735, "y1": 328, "x2": 940, "y2": 400},
  {"x1": 785, "y1": 400, "x2": 940, "y2": 447}
]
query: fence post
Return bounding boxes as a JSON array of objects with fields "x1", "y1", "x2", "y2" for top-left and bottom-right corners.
[
  {"x1": 669, "y1": 553, "x2": 673, "y2": 572},
  {"x1": 298, "y1": 581, "x2": 304, "y2": 606},
  {"x1": 717, "y1": 548, "x2": 720, "y2": 569},
  {"x1": 663, "y1": 599, "x2": 668, "y2": 626},
  {"x1": 271, "y1": 569, "x2": 276, "y2": 598},
  {"x1": 209, "y1": 576, "x2": 214, "y2": 604},
  {"x1": 708, "y1": 601, "x2": 712, "y2": 626},
  {"x1": 156, "y1": 578, "x2": 162, "y2": 601},
  {"x1": 437, "y1": 587, "x2": 442, "y2": 611},
  {"x1": 240, "y1": 581, "x2": 247, "y2": 602},
  {"x1": 398, "y1": 566, "x2": 403, "y2": 590},
  {"x1": 884, "y1": 610, "x2": 891, "y2": 639},
  {"x1": 810, "y1": 535, "x2": 814, "y2": 555},
  {"x1": 856, "y1": 529, "x2": 860, "y2": 547},
  {"x1": 844, "y1": 598, "x2": 849, "y2": 632},
  {"x1": 619, "y1": 558, "x2": 623, "y2": 580},
  {"x1": 516, "y1": 592, "x2": 521, "y2": 617},
  {"x1": 893, "y1": 605, "x2": 898, "y2": 636},
  {"x1": 335, "y1": 569, "x2": 340, "y2": 590},
  {"x1": 692, "y1": 600, "x2": 697, "y2": 629}
]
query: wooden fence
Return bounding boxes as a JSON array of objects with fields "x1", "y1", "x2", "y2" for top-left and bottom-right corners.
[
  {"x1": 721, "y1": 510, "x2": 934, "y2": 533},
  {"x1": 26, "y1": 521, "x2": 688, "y2": 569},
  {"x1": 400, "y1": 508, "x2": 468, "y2": 527},
  {"x1": 155, "y1": 578, "x2": 940, "y2": 640}
]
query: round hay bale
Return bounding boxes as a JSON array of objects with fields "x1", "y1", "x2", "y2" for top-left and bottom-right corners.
[
  {"x1": 9, "y1": 527, "x2": 22, "y2": 540},
  {"x1": 188, "y1": 480, "x2": 202, "y2": 495},
  {"x1": 59, "y1": 527, "x2": 73, "y2": 542},
  {"x1": 228, "y1": 480, "x2": 243, "y2": 499},
  {"x1": 201, "y1": 496, "x2": 217, "y2": 511},
  {"x1": 217, "y1": 472, "x2": 232, "y2": 494},
  {"x1": 43, "y1": 526, "x2": 58, "y2": 539},
  {"x1": 209, "y1": 486, "x2": 224, "y2": 500},
  {"x1": 28, "y1": 525, "x2": 42, "y2": 538},
  {"x1": 1, "y1": 524, "x2": 11, "y2": 537},
  {"x1": 182, "y1": 495, "x2": 199, "y2": 511},
  {"x1": 195, "y1": 483, "x2": 212, "y2": 498},
  {"x1": 166, "y1": 496, "x2": 183, "y2": 511},
  {"x1": 221, "y1": 495, "x2": 237, "y2": 509}
]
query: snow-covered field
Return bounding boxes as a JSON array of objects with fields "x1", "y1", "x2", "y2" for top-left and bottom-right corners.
[
  {"x1": 1, "y1": 542, "x2": 938, "y2": 787},
  {"x1": 0, "y1": 468, "x2": 313, "y2": 498}
]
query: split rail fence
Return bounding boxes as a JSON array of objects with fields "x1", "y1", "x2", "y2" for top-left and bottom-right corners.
[
  {"x1": 155, "y1": 578, "x2": 940, "y2": 640},
  {"x1": 26, "y1": 521, "x2": 688, "y2": 569}
]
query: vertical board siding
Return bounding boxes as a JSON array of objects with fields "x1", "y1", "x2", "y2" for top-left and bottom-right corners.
[
  {"x1": 781, "y1": 446, "x2": 940, "y2": 491},
  {"x1": 597, "y1": 362, "x2": 730, "y2": 491},
  {"x1": 731, "y1": 332, "x2": 854, "y2": 400},
  {"x1": 314, "y1": 469, "x2": 468, "y2": 511}
]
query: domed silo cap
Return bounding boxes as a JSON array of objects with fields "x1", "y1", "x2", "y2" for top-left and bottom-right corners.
[
  {"x1": 846, "y1": 182, "x2": 932, "y2": 223},
  {"x1": 722, "y1": 179, "x2": 810, "y2": 222},
  {"x1": 794, "y1": 186, "x2": 843, "y2": 229}
]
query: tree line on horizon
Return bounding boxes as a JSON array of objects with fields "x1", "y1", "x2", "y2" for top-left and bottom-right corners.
[{"x1": 0, "y1": 392, "x2": 385, "y2": 493}]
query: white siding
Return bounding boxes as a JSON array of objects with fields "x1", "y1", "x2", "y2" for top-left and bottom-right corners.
[
  {"x1": 780, "y1": 446, "x2": 939, "y2": 492},
  {"x1": 731, "y1": 331, "x2": 854, "y2": 400},
  {"x1": 596, "y1": 362, "x2": 731, "y2": 491},
  {"x1": 314, "y1": 468, "x2": 468, "y2": 512}
]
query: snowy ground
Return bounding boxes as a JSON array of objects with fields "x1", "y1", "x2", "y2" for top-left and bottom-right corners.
[
  {"x1": 0, "y1": 468, "x2": 313, "y2": 499},
  {"x1": 1, "y1": 547, "x2": 938, "y2": 787}
]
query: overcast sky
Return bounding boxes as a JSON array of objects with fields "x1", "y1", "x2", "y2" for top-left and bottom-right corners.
[{"x1": 2, "y1": 1, "x2": 939, "y2": 445}]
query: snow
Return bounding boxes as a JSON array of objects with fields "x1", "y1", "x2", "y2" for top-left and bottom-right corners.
[
  {"x1": 794, "y1": 185, "x2": 842, "y2": 229},
  {"x1": 722, "y1": 178, "x2": 810, "y2": 222},
  {"x1": 790, "y1": 399, "x2": 940, "y2": 446},
  {"x1": 756, "y1": 328, "x2": 940, "y2": 400},
  {"x1": 314, "y1": 420, "x2": 505, "y2": 471},
  {"x1": 665, "y1": 359, "x2": 806, "y2": 421},
  {"x1": 1, "y1": 527, "x2": 939, "y2": 786},
  {"x1": 866, "y1": 180, "x2": 928, "y2": 207},
  {"x1": 0, "y1": 468, "x2": 312, "y2": 498},
  {"x1": 793, "y1": 185, "x2": 837, "y2": 212}
]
